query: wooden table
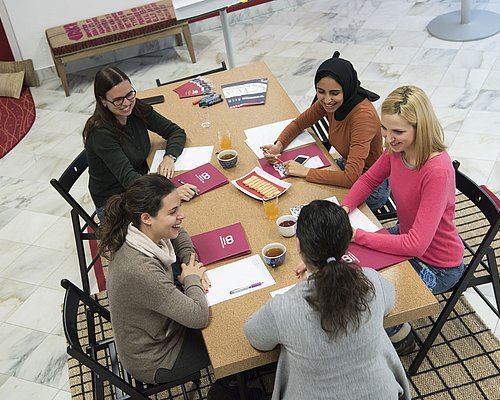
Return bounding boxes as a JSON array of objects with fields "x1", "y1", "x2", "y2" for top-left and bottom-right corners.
[{"x1": 139, "y1": 62, "x2": 440, "y2": 380}]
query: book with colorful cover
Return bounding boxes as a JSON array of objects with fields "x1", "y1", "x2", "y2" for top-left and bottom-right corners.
[
  {"x1": 257, "y1": 142, "x2": 331, "y2": 179},
  {"x1": 173, "y1": 163, "x2": 228, "y2": 194},
  {"x1": 221, "y1": 78, "x2": 268, "y2": 108},
  {"x1": 173, "y1": 76, "x2": 216, "y2": 98},
  {"x1": 191, "y1": 222, "x2": 251, "y2": 266},
  {"x1": 343, "y1": 229, "x2": 410, "y2": 270}
]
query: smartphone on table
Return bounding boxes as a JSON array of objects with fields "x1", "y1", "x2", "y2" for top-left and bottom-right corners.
[{"x1": 293, "y1": 155, "x2": 310, "y2": 165}]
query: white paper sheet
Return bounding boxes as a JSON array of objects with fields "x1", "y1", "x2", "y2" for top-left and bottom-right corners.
[
  {"x1": 289, "y1": 196, "x2": 379, "y2": 232},
  {"x1": 244, "y1": 119, "x2": 315, "y2": 157},
  {"x1": 205, "y1": 254, "x2": 276, "y2": 306},
  {"x1": 270, "y1": 284, "x2": 295, "y2": 297},
  {"x1": 150, "y1": 146, "x2": 214, "y2": 173}
]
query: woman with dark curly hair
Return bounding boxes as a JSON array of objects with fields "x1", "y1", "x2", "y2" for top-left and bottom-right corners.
[{"x1": 244, "y1": 200, "x2": 409, "y2": 400}]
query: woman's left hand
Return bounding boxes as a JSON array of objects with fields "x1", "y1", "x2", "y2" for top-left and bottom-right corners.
[
  {"x1": 283, "y1": 160, "x2": 308, "y2": 177},
  {"x1": 157, "y1": 155, "x2": 175, "y2": 178}
]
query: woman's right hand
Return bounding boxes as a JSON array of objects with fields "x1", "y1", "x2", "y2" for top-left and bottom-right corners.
[
  {"x1": 261, "y1": 141, "x2": 284, "y2": 164},
  {"x1": 179, "y1": 253, "x2": 206, "y2": 285},
  {"x1": 294, "y1": 262, "x2": 307, "y2": 280}
]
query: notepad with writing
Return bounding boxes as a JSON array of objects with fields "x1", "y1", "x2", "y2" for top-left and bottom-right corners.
[
  {"x1": 191, "y1": 223, "x2": 251, "y2": 266},
  {"x1": 343, "y1": 229, "x2": 410, "y2": 270},
  {"x1": 221, "y1": 78, "x2": 268, "y2": 108},
  {"x1": 173, "y1": 163, "x2": 228, "y2": 195},
  {"x1": 257, "y1": 142, "x2": 331, "y2": 179}
]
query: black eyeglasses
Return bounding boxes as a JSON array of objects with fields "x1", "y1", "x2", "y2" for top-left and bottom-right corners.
[{"x1": 105, "y1": 88, "x2": 137, "y2": 107}]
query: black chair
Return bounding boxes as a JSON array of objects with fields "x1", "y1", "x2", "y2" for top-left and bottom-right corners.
[
  {"x1": 408, "y1": 160, "x2": 500, "y2": 375},
  {"x1": 61, "y1": 279, "x2": 204, "y2": 400},
  {"x1": 50, "y1": 150, "x2": 101, "y2": 294},
  {"x1": 156, "y1": 61, "x2": 227, "y2": 87}
]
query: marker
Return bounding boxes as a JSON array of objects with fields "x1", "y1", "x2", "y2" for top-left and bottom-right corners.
[
  {"x1": 177, "y1": 179, "x2": 199, "y2": 196},
  {"x1": 229, "y1": 282, "x2": 263, "y2": 295}
]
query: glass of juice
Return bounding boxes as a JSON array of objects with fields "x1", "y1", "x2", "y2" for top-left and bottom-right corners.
[
  {"x1": 218, "y1": 129, "x2": 232, "y2": 150},
  {"x1": 262, "y1": 195, "x2": 279, "y2": 220}
]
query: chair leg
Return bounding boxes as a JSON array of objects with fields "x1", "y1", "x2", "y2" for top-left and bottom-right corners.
[
  {"x1": 408, "y1": 261, "x2": 480, "y2": 375},
  {"x1": 486, "y1": 249, "x2": 500, "y2": 316},
  {"x1": 182, "y1": 24, "x2": 196, "y2": 63}
]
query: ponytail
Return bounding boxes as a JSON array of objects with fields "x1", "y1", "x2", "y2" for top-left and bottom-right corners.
[
  {"x1": 97, "y1": 193, "x2": 131, "y2": 260},
  {"x1": 297, "y1": 200, "x2": 375, "y2": 340}
]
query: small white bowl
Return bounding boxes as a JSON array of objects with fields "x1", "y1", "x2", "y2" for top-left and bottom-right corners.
[{"x1": 276, "y1": 215, "x2": 297, "y2": 237}]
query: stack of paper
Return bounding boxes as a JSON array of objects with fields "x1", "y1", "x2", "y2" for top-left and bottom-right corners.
[
  {"x1": 173, "y1": 163, "x2": 228, "y2": 195},
  {"x1": 205, "y1": 255, "x2": 276, "y2": 306},
  {"x1": 150, "y1": 146, "x2": 214, "y2": 173},
  {"x1": 191, "y1": 222, "x2": 251, "y2": 266},
  {"x1": 244, "y1": 119, "x2": 315, "y2": 158}
]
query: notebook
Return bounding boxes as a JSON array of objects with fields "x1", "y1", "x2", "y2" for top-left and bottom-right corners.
[
  {"x1": 191, "y1": 222, "x2": 251, "y2": 266},
  {"x1": 173, "y1": 163, "x2": 228, "y2": 195},
  {"x1": 344, "y1": 229, "x2": 410, "y2": 270}
]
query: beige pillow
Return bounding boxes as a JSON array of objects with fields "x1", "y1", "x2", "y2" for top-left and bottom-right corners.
[{"x1": 0, "y1": 71, "x2": 25, "y2": 99}]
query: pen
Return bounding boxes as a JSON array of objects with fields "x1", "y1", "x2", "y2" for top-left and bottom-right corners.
[
  {"x1": 229, "y1": 282, "x2": 263, "y2": 295},
  {"x1": 177, "y1": 179, "x2": 200, "y2": 196},
  {"x1": 263, "y1": 148, "x2": 284, "y2": 164}
]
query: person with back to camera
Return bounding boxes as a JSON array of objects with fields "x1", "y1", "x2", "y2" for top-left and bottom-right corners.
[
  {"x1": 83, "y1": 66, "x2": 198, "y2": 223},
  {"x1": 98, "y1": 174, "x2": 263, "y2": 400},
  {"x1": 261, "y1": 51, "x2": 389, "y2": 212},
  {"x1": 341, "y1": 85, "x2": 465, "y2": 355},
  {"x1": 244, "y1": 200, "x2": 410, "y2": 400}
]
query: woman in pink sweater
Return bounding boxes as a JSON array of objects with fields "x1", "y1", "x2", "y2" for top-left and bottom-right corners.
[{"x1": 342, "y1": 85, "x2": 464, "y2": 354}]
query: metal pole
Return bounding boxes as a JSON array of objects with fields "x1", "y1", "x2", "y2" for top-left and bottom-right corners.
[
  {"x1": 461, "y1": 0, "x2": 471, "y2": 24},
  {"x1": 219, "y1": 8, "x2": 235, "y2": 68}
]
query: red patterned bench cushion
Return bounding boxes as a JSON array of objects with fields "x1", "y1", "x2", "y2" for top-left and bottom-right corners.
[{"x1": 46, "y1": 1, "x2": 178, "y2": 57}]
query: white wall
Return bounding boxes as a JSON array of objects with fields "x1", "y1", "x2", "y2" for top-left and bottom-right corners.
[{"x1": 1, "y1": 0, "x2": 148, "y2": 69}]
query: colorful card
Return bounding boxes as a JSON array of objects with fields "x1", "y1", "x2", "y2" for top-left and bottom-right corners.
[
  {"x1": 191, "y1": 223, "x2": 251, "y2": 266},
  {"x1": 173, "y1": 163, "x2": 228, "y2": 195},
  {"x1": 257, "y1": 142, "x2": 331, "y2": 179},
  {"x1": 173, "y1": 76, "x2": 216, "y2": 98}
]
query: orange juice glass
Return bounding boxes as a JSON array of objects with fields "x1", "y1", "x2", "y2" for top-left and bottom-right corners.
[
  {"x1": 263, "y1": 195, "x2": 279, "y2": 220},
  {"x1": 218, "y1": 129, "x2": 232, "y2": 150}
]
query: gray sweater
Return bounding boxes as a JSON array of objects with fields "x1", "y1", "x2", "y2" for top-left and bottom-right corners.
[
  {"x1": 107, "y1": 229, "x2": 209, "y2": 384},
  {"x1": 244, "y1": 267, "x2": 410, "y2": 400}
]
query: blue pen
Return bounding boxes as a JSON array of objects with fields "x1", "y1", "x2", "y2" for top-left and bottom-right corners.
[{"x1": 229, "y1": 282, "x2": 263, "y2": 295}]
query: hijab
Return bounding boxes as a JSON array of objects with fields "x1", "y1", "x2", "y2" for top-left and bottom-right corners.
[{"x1": 314, "y1": 51, "x2": 379, "y2": 121}]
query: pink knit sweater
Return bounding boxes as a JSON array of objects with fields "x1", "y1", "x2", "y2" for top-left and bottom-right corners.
[{"x1": 342, "y1": 151, "x2": 463, "y2": 268}]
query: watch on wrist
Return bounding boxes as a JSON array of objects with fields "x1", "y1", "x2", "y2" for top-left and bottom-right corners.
[{"x1": 166, "y1": 154, "x2": 177, "y2": 162}]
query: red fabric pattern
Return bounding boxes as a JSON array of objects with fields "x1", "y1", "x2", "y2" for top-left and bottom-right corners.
[{"x1": 0, "y1": 86, "x2": 35, "y2": 158}]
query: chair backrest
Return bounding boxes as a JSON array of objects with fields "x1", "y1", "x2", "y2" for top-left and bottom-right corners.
[
  {"x1": 61, "y1": 279, "x2": 201, "y2": 400},
  {"x1": 50, "y1": 149, "x2": 98, "y2": 232},
  {"x1": 51, "y1": 150, "x2": 102, "y2": 294},
  {"x1": 453, "y1": 160, "x2": 499, "y2": 309},
  {"x1": 155, "y1": 61, "x2": 227, "y2": 87},
  {"x1": 310, "y1": 94, "x2": 331, "y2": 151}
]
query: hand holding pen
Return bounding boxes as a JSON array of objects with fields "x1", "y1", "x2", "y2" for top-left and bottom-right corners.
[
  {"x1": 261, "y1": 143, "x2": 284, "y2": 165},
  {"x1": 177, "y1": 180, "x2": 200, "y2": 201}
]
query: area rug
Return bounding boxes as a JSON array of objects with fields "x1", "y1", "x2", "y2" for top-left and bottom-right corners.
[{"x1": 0, "y1": 86, "x2": 35, "y2": 158}]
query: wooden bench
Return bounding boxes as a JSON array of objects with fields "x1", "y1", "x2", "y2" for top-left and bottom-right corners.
[{"x1": 45, "y1": 0, "x2": 196, "y2": 96}]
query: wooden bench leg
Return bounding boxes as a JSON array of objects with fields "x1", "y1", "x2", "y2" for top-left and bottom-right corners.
[
  {"x1": 175, "y1": 33, "x2": 183, "y2": 47},
  {"x1": 182, "y1": 25, "x2": 196, "y2": 64},
  {"x1": 54, "y1": 57, "x2": 71, "y2": 96}
]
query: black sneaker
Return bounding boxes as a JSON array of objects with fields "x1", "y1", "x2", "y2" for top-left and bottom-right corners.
[{"x1": 393, "y1": 330, "x2": 417, "y2": 356}]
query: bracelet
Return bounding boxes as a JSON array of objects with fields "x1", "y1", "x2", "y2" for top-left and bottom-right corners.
[{"x1": 166, "y1": 154, "x2": 176, "y2": 162}]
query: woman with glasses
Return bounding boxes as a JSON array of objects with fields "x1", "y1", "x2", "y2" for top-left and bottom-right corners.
[{"x1": 83, "y1": 66, "x2": 198, "y2": 223}]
